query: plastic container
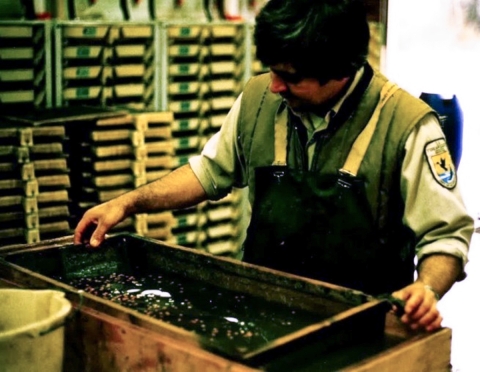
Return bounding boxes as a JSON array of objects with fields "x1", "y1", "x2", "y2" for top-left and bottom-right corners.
[
  {"x1": 0, "y1": 289, "x2": 72, "y2": 372},
  {"x1": 420, "y1": 92, "x2": 463, "y2": 168}
]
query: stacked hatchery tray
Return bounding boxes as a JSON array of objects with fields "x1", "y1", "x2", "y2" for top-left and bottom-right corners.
[
  {"x1": 162, "y1": 22, "x2": 248, "y2": 154},
  {"x1": 55, "y1": 21, "x2": 157, "y2": 110},
  {"x1": 157, "y1": 190, "x2": 246, "y2": 255},
  {"x1": 0, "y1": 126, "x2": 40, "y2": 245},
  {"x1": 200, "y1": 23, "x2": 245, "y2": 136},
  {"x1": 199, "y1": 189, "x2": 245, "y2": 256},
  {"x1": 127, "y1": 109, "x2": 243, "y2": 255},
  {"x1": 65, "y1": 109, "x2": 151, "y2": 234},
  {"x1": 0, "y1": 105, "x2": 130, "y2": 241},
  {"x1": 0, "y1": 118, "x2": 69, "y2": 245},
  {"x1": 164, "y1": 23, "x2": 207, "y2": 155},
  {"x1": 247, "y1": 24, "x2": 269, "y2": 77},
  {"x1": 64, "y1": 107, "x2": 214, "y2": 241},
  {"x1": 156, "y1": 22, "x2": 249, "y2": 255},
  {"x1": 0, "y1": 21, "x2": 52, "y2": 108},
  {"x1": 0, "y1": 233, "x2": 453, "y2": 372},
  {"x1": 144, "y1": 206, "x2": 211, "y2": 250},
  {"x1": 197, "y1": 25, "x2": 248, "y2": 256},
  {"x1": 142, "y1": 111, "x2": 176, "y2": 184},
  {"x1": 66, "y1": 108, "x2": 177, "y2": 236}
]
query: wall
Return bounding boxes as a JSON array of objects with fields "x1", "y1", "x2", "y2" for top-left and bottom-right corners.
[
  {"x1": 386, "y1": 2, "x2": 480, "y2": 371},
  {"x1": 386, "y1": 0, "x2": 480, "y2": 217}
]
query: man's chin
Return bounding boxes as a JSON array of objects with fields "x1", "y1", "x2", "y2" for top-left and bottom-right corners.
[
  {"x1": 286, "y1": 101, "x2": 307, "y2": 113},
  {"x1": 283, "y1": 98, "x2": 300, "y2": 109}
]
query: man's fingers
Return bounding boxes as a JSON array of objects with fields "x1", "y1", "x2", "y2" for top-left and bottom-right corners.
[
  {"x1": 425, "y1": 315, "x2": 443, "y2": 332},
  {"x1": 405, "y1": 309, "x2": 442, "y2": 331},
  {"x1": 402, "y1": 292, "x2": 423, "y2": 315},
  {"x1": 87, "y1": 220, "x2": 110, "y2": 247},
  {"x1": 74, "y1": 218, "x2": 90, "y2": 245},
  {"x1": 405, "y1": 297, "x2": 434, "y2": 321}
]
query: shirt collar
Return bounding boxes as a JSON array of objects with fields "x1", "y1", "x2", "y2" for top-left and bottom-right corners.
[{"x1": 325, "y1": 66, "x2": 365, "y2": 123}]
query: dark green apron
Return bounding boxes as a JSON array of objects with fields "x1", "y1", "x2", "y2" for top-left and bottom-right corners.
[{"x1": 243, "y1": 82, "x2": 400, "y2": 295}]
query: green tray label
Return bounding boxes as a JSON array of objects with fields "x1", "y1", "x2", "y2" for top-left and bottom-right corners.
[
  {"x1": 83, "y1": 27, "x2": 96, "y2": 36},
  {"x1": 180, "y1": 101, "x2": 190, "y2": 111},
  {"x1": 76, "y1": 87, "x2": 89, "y2": 97},
  {"x1": 76, "y1": 67, "x2": 90, "y2": 77},
  {"x1": 179, "y1": 120, "x2": 189, "y2": 130},
  {"x1": 180, "y1": 28, "x2": 191, "y2": 36},
  {"x1": 178, "y1": 46, "x2": 190, "y2": 55},
  {"x1": 77, "y1": 47, "x2": 90, "y2": 57},
  {"x1": 178, "y1": 64, "x2": 190, "y2": 74}
]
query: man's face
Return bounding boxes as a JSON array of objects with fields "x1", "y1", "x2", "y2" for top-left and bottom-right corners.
[{"x1": 269, "y1": 63, "x2": 348, "y2": 113}]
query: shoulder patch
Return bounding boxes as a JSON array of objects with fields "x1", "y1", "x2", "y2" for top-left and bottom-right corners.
[{"x1": 424, "y1": 138, "x2": 456, "y2": 189}]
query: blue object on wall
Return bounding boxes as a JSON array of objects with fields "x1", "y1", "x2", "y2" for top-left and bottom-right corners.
[{"x1": 420, "y1": 92, "x2": 464, "y2": 169}]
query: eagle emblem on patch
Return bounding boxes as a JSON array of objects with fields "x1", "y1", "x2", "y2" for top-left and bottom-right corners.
[{"x1": 425, "y1": 138, "x2": 456, "y2": 189}]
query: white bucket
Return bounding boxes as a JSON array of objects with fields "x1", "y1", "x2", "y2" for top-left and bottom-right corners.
[{"x1": 0, "y1": 289, "x2": 72, "y2": 372}]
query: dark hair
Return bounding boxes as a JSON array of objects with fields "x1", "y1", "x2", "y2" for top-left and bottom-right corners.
[{"x1": 254, "y1": 0, "x2": 370, "y2": 84}]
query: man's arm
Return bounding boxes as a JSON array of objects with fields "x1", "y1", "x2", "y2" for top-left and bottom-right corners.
[
  {"x1": 417, "y1": 253, "x2": 463, "y2": 298},
  {"x1": 393, "y1": 254, "x2": 462, "y2": 331},
  {"x1": 393, "y1": 114, "x2": 473, "y2": 332},
  {"x1": 74, "y1": 164, "x2": 207, "y2": 247},
  {"x1": 75, "y1": 94, "x2": 246, "y2": 248}
]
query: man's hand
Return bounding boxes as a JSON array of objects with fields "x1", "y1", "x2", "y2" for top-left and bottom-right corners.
[
  {"x1": 74, "y1": 200, "x2": 127, "y2": 248},
  {"x1": 392, "y1": 281, "x2": 442, "y2": 332},
  {"x1": 73, "y1": 165, "x2": 207, "y2": 247}
]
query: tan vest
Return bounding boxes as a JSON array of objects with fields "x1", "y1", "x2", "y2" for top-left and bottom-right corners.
[{"x1": 237, "y1": 68, "x2": 436, "y2": 235}]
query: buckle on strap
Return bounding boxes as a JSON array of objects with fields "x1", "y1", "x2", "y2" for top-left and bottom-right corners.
[{"x1": 337, "y1": 169, "x2": 355, "y2": 188}]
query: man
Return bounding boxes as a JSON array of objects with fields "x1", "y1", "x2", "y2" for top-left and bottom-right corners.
[{"x1": 75, "y1": 0, "x2": 474, "y2": 332}]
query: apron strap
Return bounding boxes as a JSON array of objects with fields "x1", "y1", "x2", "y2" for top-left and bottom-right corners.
[
  {"x1": 340, "y1": 81, "x2": 400, "y2": 176},
  {"x1": 273, "y1": 106, "x2": 288, "y2": 166}
]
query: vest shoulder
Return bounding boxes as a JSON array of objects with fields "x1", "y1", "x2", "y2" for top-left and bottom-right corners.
[
  {"x1": 395, "y1": 88, "x2": 436, "y2": 121},
  {"x1": 242, "y1": 73, "x2": 271, "y2": 98},
  {"x1": 371, "y1": 72, "x2": 435, "y2": 121},
  {"x1": 240, "y1": 73, "x2": 282, "y2": 124}
]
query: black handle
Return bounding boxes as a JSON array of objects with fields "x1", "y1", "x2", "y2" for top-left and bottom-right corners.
[{"x1": 377, "y1": 293, "x2": 406, "y2": 317}]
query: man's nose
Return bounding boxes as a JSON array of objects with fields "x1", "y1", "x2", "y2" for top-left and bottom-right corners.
[{"x1": 270, "y1": 72, "x2": 288, "y2": 94}]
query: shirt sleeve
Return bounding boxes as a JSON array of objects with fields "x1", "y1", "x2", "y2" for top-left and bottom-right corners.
[
  {"x1": 401, "y1": 113, "x2": 474, "y2": 274},
  {"x1": 188, "y1": 93, "x2": 247, "y2": 200}
]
